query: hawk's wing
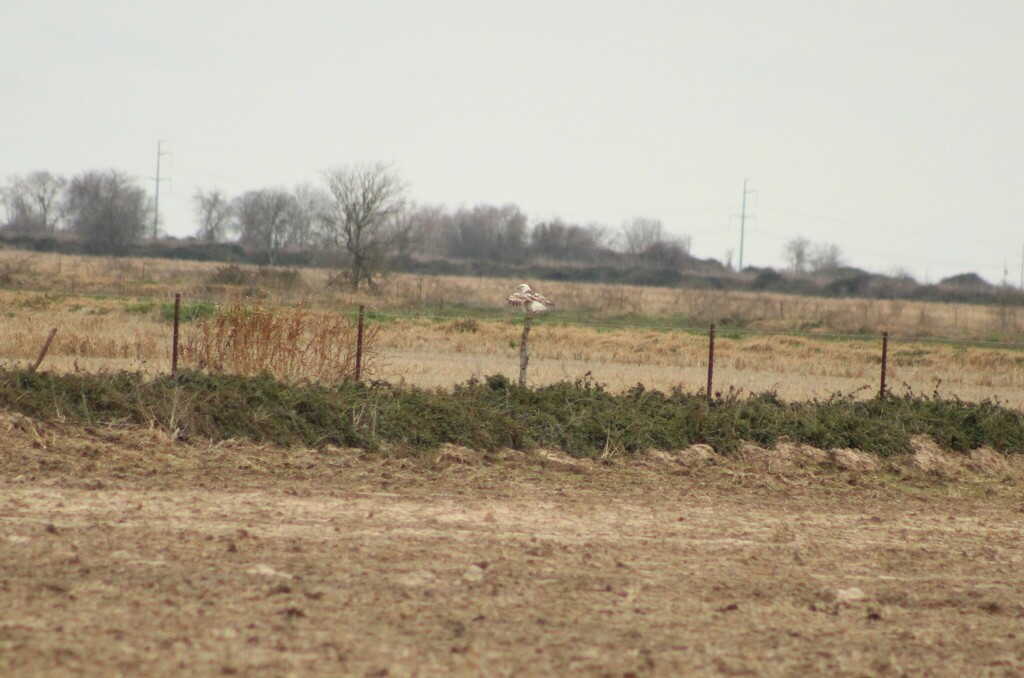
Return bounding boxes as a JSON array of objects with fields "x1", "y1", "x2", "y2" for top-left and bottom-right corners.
[
  {"x1": 527, "y1": 291, "x2": 553, "y2": 308},
  {"x1": 508, "y1": 291, "x2": 554, "y2": 307}
]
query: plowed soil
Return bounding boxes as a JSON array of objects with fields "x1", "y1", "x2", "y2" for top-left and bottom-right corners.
[{"x1": 2, "y1": 415, "x2": 1023, "y2": 677}]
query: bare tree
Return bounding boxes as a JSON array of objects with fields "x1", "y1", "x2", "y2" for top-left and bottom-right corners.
[
  {"x1": 192, "y1": 189, "x2": 235, "y2": 243},
  {"x1": 783, "y1": 236, "x2": 811, "y2": 273},
  {"x1": 442, "y1": 204, "x2": 528, "y2": 262},
  {"x1": 64, "y1": 170, "x2": 149, "y2": 253},
  {"x1": 888, "y1": 266, "x2": 916, "y2": 282},
  {"x1": 531, "y1": 219, "x2": 612, "y2": 262},
  {"x1": 401, "y1": 203, "x2": 448, "y2": 256},
  {"x1": 640, "y1": 238, "x2": 692, "y2": 268},
  {"x1": 234, "y1": 189, "x2": 296, "y2": 265},
  {"x1": 321, "y1": 163, "x2": 407, "y2": 291},
  {"x1": 1, "y1": 171, "x2": 66, "y2": 236},
  {"x1": 619, "y1": 217, "x2": 663, "y2": 254},
  {"x1": 289, "y1": 183, "x2": 330, "y2": 249},
  {"x1": 809, "y1": 242, "x2": 845, "y2": 272},
  {"x1": 385, "y1": 202, "x2": 433, "y2": 259}
]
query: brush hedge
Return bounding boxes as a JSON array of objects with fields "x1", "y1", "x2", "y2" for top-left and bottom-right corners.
[{"x1": 1, "y1": 369, "x2": 1021, "y2": 458}]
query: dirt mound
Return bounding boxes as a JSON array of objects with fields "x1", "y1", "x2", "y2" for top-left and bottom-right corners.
[
  {"x1": 966, "y1": 447, "x2": 1013, "y2": 475},
  {"x1": 644, "y1": 444, "x2": 717, "y2": 467},
  {"x1": 831, "y1": 448, "x2": 881, "y2": 472},
  {"x1": 887, "y1": 435, "x2": 1024, "y2": 480},
  {"x1": 534, "y1": 448, "x2": 586, "y2": 471},
  {"x1": 2, "y1": 410, "x2": 1021, "y2": 488}
]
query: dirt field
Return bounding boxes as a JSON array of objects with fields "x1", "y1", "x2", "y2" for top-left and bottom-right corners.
[{"x1": 2, "y1": 415, "x2": 1024, "y2": 677}]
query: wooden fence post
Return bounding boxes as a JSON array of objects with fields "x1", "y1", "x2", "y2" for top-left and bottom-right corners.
[
  {"x1": 354, "y1": 304, "x2": 365, "y2": 381},
  {"x1": 171, "y1": 293, "x2": 180, "y2": 375},
  {"x1": 518, "y1": 315, "x2": 533, "y2": 388},
  {"x1": 29, "y1": 328, "x2": 58, "y2": 373},
  {"x1": 879, "y1": 331, "x2": 889, "y2": 398},
  {"x1": 707, "y1": 323, "x2": 716, "y2": 402}
]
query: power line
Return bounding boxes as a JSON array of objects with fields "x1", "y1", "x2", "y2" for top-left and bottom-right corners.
[
  {"x1": 759, "y1": 204, "x2": 1019, "y2": 247},
  {"x1": 152, "y1": 141, "x2": 171, "y2": 240},
  {"x1": 732, "y1": 180, "x2": 756, "y2": 270}
]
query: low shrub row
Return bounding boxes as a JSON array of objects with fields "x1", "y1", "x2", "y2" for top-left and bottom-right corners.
[{"x1": 1, "y1": 369, "x2": 1021, "y2": 458}]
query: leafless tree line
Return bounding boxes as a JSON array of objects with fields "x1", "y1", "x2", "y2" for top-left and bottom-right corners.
[
  {"x1": 783, "y1": 236, "x2": 846, "y2": 274},
  {"x1": 1, "y1": 169, "x2": 151, "y2": 252},
  {"x1": 3, "y1": 163, "x2": 702, "y2": 290}
]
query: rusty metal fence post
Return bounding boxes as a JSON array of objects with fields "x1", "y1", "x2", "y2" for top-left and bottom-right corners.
[
  {"x1": 354, "y1": 304, "x2": 365, "y2": 381},
  {"x1": 171, "y1": 293, "x2": 180, "y2": 375},
  {"x1": 879, "y1": 331, "x2": 889, "y2": 398},
  {"x1": 707, "y1": 323, "x2": 716, "y2": 402}
]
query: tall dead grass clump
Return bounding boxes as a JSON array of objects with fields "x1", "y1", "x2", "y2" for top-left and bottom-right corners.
[{"x1": 180, "y1": 302, "x2": 377, "y2": 382}]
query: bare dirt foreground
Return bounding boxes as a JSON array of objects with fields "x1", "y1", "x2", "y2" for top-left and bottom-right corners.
[{"x1": 2, "y1": 415, "x2": 1024, "y2": 677}]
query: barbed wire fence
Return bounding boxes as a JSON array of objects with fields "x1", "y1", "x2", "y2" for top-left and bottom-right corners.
[{"x1": 143, "y1": 293, "x2": 1024, "y2": 400}]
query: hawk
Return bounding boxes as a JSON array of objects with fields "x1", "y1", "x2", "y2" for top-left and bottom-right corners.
[{"x1": 507, "y1": 283, "x2": 554, "y2": 316}]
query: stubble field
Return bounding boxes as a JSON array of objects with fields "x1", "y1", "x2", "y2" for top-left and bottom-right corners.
[{"x1": 2, "y1": 415, "x2": 1024, "y2": 677}]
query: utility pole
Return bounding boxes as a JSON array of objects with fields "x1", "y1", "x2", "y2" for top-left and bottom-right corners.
[
  {"x1": 152, "y1": 140, "x2": 171, "y2": 240},
  {"x1": 1020, "y1": 244, "x2": 1023, "y2": 290},
  {"x1": 736, "y1": 179, "x2": 756, "y2": 271}
]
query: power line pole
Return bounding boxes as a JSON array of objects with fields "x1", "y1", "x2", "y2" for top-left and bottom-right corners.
[
  {"x1": 737, "y1": 179, "x2": 756, "y2": 271},
  {"x1": 1020, "y1": 244, "x2": 1023, "y2": 290},
  {"x1": 152, "y1": 140, "x2": 171, "y2": 240}
]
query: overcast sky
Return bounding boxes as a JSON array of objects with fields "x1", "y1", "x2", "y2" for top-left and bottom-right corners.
[{"x1": 3, "y1": 1, "x2": 1022, "y2": 284}]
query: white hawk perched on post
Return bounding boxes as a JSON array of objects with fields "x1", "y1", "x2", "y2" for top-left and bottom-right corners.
[{"x1": 507, "y1": 283, "x2": 554, "y2": 316}]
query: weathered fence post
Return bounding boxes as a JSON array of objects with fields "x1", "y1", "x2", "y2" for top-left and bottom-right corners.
[
  {"x1": 29, "y1": 327, "x2": 58, "y2": 373},
  {"x1": 879, "y1": 331, "x2": 889, "y2": 398},
  {"x1": 354, "y1": 304, "x2": 365, "y2": 381},
  {"x1": 518, "y1": 315, "x2": 534, "y2": 388},
  {"x1": 171, "y1": 293, "x2": 180, "y2": 375},
  {"x1": 707, "y1": 323, "x2": 716, "y2": 402}
]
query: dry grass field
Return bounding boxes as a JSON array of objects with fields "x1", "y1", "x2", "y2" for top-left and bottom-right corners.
[
  {"x1": 1, "y1": 250, "x2": 1023, "y2": 406},
  {"x1": 3, "y1": 250, "x2": 1024, "y2": 676},
  {"x1": 2, "y1": 415, "x2": 1024, "y2": 677}
]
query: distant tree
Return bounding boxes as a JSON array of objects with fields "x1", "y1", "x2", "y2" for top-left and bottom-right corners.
[
  {"x1": 444, "y1": 204, "x2": 528, "y2": 262},
  {"x1": 192, "y1": 188, "x2": 235, "y2": 243},
  {"x1": 939, "y1": 272, "x2": 991, "y2": 290},
  {"x1": 321, "y1": 163, "x2": 407, "y2": 291},
  {"x1": 234, "y1": 189, "x2": 296, "y2": 265},
  {"x1": 401, "y1": 204, "x2": 449, "y2": 256},
  {"x1": 783, "y1": 236, "x2": 811, "y2": 273},
  {"x1": 385, "y1": 202, "x2": 433, "y2": 259},
  {"x1": 619, "y1": 217, "x2": 663, "y2": 255},
  {"x1": 888, "y1": 266, "x2": 916, "y2": 282},
  {"x1": 809, "y1": 242, "x2": 844, "y2": 272},
  {"x1": 289, "y1": 183, "x2": 330, "y2": 249},
  {"x1": 63, "y1": 170, "x2": 149, "y2": 253},
  {"x1": 583, "y1": 222, "x2": 613, "y2": 249},
  {"x1": 530, "y1": 219, "x2": 610, "y2": 262},
  {"x1": 639, "y1": 238, "x2": 692, "y2": 268},
  {"x1": 0, "y1": 171, "x2": 66, "y2": 236}
]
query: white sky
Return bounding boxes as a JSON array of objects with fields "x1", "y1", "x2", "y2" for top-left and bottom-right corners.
[{"x1": 3, "y1": 0, "x2": 1022, "y2": 284}]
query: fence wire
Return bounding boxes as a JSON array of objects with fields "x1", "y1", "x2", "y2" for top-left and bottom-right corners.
[{"x1": 348, "y1": 307, "x2": 1024, "y2": 351}]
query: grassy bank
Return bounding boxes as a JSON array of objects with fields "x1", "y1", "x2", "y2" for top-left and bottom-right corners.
[{"x1": 2, "y1": 369, "x2": 1022, "y2": 458}]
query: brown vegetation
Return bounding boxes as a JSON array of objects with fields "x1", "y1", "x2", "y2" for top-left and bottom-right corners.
[
  {"x1": 180, "y1": 301, "x2": 377, "y2": 382},
  {"x1": 1, "y1": 250, "x2": 1023, "y2": 406}
]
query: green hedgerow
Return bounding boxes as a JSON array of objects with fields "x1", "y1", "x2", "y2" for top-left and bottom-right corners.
[{"x1": 0, "y1": 369, "x2": 1021, "y2": 458}]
